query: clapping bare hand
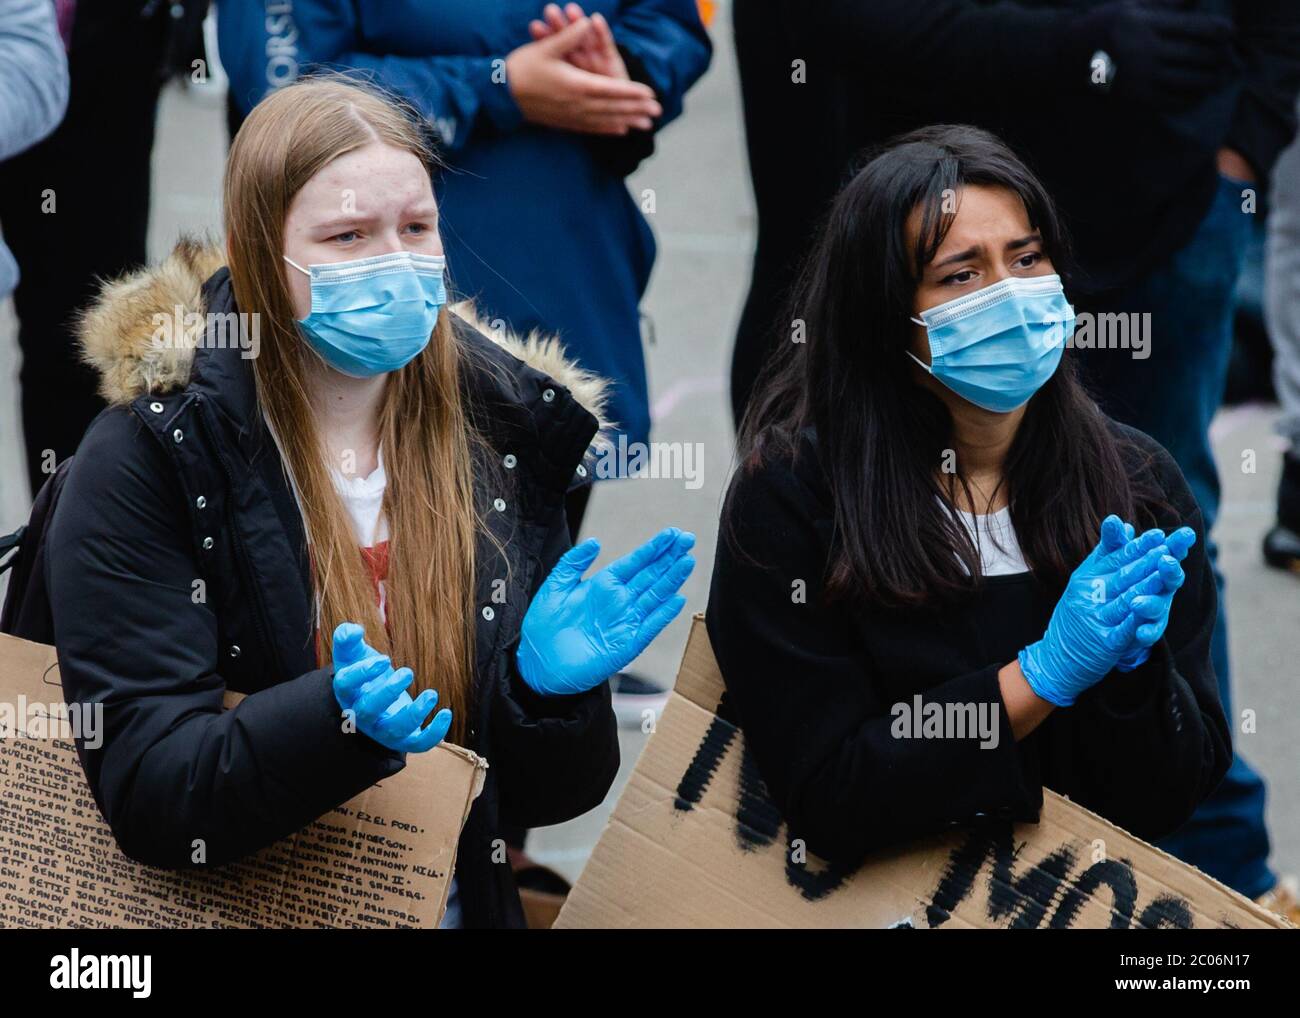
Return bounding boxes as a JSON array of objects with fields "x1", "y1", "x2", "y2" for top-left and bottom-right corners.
[{"x1": 506, "y1": 13, "x2": 660, "y2": 135}]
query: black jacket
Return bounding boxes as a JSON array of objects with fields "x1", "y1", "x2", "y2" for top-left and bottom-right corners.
[
  {"x1": 706, "y1": 421, "x2": 1231, "y2": 867},
  {"x1": 736, "y1": 0, "x2": 1300, "y2": 298},
  {"x1": 40, "y1": 240, "x2": 619, "y2": 928}
]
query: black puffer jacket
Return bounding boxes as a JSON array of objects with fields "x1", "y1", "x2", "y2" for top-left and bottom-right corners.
[{"x1": 40, "y1": 240, "x2": 619, "y2": 928}]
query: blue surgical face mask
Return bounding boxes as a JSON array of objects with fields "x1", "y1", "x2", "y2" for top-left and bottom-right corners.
[
  {"x1": 283, "y1": 250, "x2": 447, "y2": 378},
  {"x1": 907, "y1": 273, "x2": 1075, "y2": 413}
]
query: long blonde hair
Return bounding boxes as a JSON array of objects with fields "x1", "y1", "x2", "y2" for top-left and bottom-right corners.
[{"x1": 223, "y1": 77, "x2": 480, "y2": 742}]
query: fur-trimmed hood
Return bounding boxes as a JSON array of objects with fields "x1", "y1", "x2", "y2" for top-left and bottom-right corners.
[{"x1": 77, "y1": 237, "x2": 612, "y2": 433}]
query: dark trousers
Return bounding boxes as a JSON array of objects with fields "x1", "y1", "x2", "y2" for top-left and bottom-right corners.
[
  {"x1": 728, "y1": 0, "x2": 830, "y2": 428},
  {"x1": 0, "y1": 3, "x2": 166, "y2": 497},
  {"x1": 1078, "y1": 173, "x2": 1274, "y2": 899}
]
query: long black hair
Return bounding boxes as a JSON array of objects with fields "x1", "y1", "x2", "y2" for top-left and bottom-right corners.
[{"x1": 733, "y1": 124, "x2": 1165, "y2": 608}]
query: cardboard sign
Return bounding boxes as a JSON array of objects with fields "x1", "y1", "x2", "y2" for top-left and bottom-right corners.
[
  {"x1": 0, "y1": 633, "x2": 486, "y2": 929},
  {"x1": 557, "y1": 616, "x2": 1290, "y2": 929}
]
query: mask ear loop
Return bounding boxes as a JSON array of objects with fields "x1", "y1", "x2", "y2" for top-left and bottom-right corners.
[
  {"x1": 283, "y1": 255, "x2": 311, "y2": 276},
  {"x1": 905, "y1": 349, "x2": 934, "y2": 374},
  {"x1": 906, "y1": 316, "x2": 934, "y2": 374}
]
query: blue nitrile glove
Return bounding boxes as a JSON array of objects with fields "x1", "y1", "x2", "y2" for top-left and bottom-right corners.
[
  {"x1": 333, "y1": 623, "x2": 414, "y2": 719},
  {"x1": 331, "y1": 622, "x2": 452, "y2": 753},
  {"x1": 517, "y1": 528, "x2": 696, "y2": 696},
  {"x1": 1113, "y1": 526, "x2": 1196, "y2": 671},
  {"x1": 1018, "y1": 516, "x2": 1176, "y2": 706}
]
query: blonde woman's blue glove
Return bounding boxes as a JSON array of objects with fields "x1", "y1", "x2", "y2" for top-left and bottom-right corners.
[
  {"x1": 517, "y1": 528, "x2": 695, "y2": 696},
  {"x1": 331, "y1": 622, "x2": 452, "y2": 753}
]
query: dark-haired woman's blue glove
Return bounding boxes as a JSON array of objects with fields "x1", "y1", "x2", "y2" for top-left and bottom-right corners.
[
  {"x1": 331, "y1": 622, "x2": 452, "y2": 753},
  {"x1": 1111, "y1": 523, "x2": 1197, "y2": 671},
  {"x1": 517, "y1": 528, "x2": 695, "y2": 696},
  {"x1": 1018, "y1": 516, "x2": 1176, "y2": 706}
]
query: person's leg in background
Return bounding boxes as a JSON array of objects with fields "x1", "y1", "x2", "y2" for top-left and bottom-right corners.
[
  {"x1": 731, "y1": 245, "x2": 785, "y2": 427},
  {"x1": 1224, "y1": 217, "x2": 1274, "y2": 407},
  {"x1": 1077, "y1": 173, "x2": 1276, "y2": 901},
  {"x1": 0, "y1": 1, "x2": 167, "y2": 497},
  {"x1": 729, "y1": 0, "x2": 835, "y2": 430},
  {"x1": 730, "y1": 0, "x2": 781, "y2": 427},
  {"x1": 1263, "y1": 115, "x2": 1300, "y2": 574}
]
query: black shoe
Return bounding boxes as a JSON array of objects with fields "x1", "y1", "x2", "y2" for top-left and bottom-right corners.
[
  {"x1": 1263, "y1": 524, "x2": 1300, "y2": 574},
  {"x1": 609, "y1": 671, "x2": 670, "y2": 729},
  {"x1": 1263, "y1": 451, "x2": 1300, "y2": 574}
]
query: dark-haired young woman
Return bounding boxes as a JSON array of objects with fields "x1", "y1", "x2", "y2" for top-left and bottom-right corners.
[{"x1": 707, "y1": 125, "x2": 1231, "y2": 866}]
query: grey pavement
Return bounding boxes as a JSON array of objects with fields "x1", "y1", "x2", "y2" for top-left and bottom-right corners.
[{"x1": 1, "y1": 5, "x2": 1295, "y2": 890}]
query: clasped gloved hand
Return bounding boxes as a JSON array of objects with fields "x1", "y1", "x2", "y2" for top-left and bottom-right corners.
[
  {"x1": 330, "y1": 622, "x2": 453, "y2": 753},
  {"x1": 1018, "y1": 515, "x2": 1184, "y2": 706},
  {"x1": 1106, "y1": 520, "x2": 1197, "y2": 671},
  {"x1": 517, "y1": 528, "x2": 695, "y2": 696}
]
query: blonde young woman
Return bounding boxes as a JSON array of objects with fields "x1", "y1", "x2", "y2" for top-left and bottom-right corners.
[{"x1": 37, "y1": 79, "x2": 694, "y2": 928}]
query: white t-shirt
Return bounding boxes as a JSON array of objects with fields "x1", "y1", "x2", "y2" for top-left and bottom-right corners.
[
  {"x1": 329, "y1": 452, "x2": 390, "y2": 620},
  {"x1": 328, "y1": 451, "x2": 463, "y2": 930},
  {"x1": 953, "y1": 504, "x2": 1029, "y2": 576}
]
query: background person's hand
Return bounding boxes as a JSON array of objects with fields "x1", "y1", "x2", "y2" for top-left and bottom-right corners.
[
  {"x1": 506, "y1": 15, "x2": 661, "y2": 135},
  {"x1": 529, "y1": 3, "x2": 630, "y2": 81},
  {"x1": 517, "y1": 528, "x2": 695, "y2": 695},
  {"x1": 1216, "y1": 147, "x2": 1257, "y2": 184},
  {"x1": 330, "y1": 622, "x2": 452, "y2": 753},
  {"x1": 1077, "y1": 0, "x2": 1236, "y2": 111}
]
